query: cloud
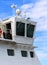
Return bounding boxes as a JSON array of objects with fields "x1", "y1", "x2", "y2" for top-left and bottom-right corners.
[
  {"x1": 36, "y1": 51, "x2": 47, "y2": 65},
  {"x1": 20, "y1": 0, "x2": 47, "y2": 31},
  {"x1": 21, "y1": 0, "x2": 47, "y2": 19},
  {"x1": 21, "y1": 3, "x2": 33, "y2": 11},
  {"x1": 34, "y1": 32, "x2": 47, "y2": 52},
  {"x1": 36, "y1": 51, "x2": 47, "y2": 59},
  {"x1": 35, "y1": 35, "x2": 47, "y2": 43}
]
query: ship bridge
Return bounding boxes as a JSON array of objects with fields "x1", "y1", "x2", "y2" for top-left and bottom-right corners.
[
  {"x1": 0, "y1": 4, "x2": 41, "y2": 65},
  {"x1": 0, "y1": 15, "x2": 36, "y2": 45}
]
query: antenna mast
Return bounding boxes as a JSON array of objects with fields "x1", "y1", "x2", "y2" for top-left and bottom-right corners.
[{"x1": 11, "y1": 4, "x2": 17, "y2": 16}]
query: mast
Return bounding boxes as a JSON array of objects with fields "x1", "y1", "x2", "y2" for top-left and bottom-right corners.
[{"x1": 11, "y1": 4, "x2": 17, "y2": 16}]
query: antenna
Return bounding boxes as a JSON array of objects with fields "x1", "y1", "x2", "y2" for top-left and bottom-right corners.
[
  {"x1": 16, "y1": 9, "x2": 21, "y2": 16},
  {"x1": 24, "y1": 11, "x2": 27, "y2": 18},
  {"x1": 11, "y1": 4, "x2": 17, "y2": 16}
]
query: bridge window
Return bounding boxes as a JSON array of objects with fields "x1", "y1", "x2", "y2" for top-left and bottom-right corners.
[
  {"x1": 27, "y1": 24, "x2": 35, "y2": 38},
  {"x1": 30, "y1": 51, "x2": 34, "y2": 58},
  {"x1": 6, "y1": 23, "x2": 11, "y2": 29},
  {"x1": 21, "y1": 51, "x2": 27, "y2": 57},
  {"x1": 16, "y1": 22, "x2": 25, "y2": 36},
  {"x1": 7, "y1": 49, "x2": 14, "y2": 56}
]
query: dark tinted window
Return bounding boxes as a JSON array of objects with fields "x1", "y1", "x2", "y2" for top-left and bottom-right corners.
[
  {"x1": 27, "y1": 24, "x2": 35, "y2": 38},
  {"x1": 30, "y1": 52, "x2": 34, "y2": 58},
  {"x1": 7, "y1": 49, "x2": 14, "y2": 56},
  {"x1": 21, "y1": 51, "x2": 27, "y2": 57},
  {"x1": 6, "y1": 23, "x2": 11, "y2": 29},
  {"x1": 16, "y1": 22, "x2": 25, "y2": 36}
]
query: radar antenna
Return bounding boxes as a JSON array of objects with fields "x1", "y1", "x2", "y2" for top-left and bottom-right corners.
[{"x1": 16, "y1": 9, "x2": 21, "y2": 16}]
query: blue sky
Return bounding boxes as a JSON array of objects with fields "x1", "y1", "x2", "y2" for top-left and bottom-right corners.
[{"x1": 0, "y1": 0, "x2": 47, "y2": 65}]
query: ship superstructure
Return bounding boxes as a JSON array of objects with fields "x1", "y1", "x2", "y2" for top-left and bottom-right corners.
[{"x1": 0, "y1": 7, "x2": 41, "y2": 65}]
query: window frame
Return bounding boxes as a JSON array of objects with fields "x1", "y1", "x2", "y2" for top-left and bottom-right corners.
[
  {"x1": 7, "y1": 49, "x2": 14, "y2": 56},
  {"x1": 21, "y1": 50, "x2": 28, "y2": 57},
  {"x1": 16, "y1": 21, "x2": 25, "y2": 36},
  {"x1": 26, "y1": 24, "x2": 35, "y2": 38},
  {"x1": 30, "y1": 51, "x2": 34, "y2": 58}
]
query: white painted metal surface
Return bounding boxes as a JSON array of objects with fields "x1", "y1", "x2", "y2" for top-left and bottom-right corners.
[
  {"x1": 1, "y1": 16, "x2": 36, "y2": 45},
  {"x1": 0, "y1": 41, "x2": 41, "y2": 65},
  {"x1": 0, "y1": 16, "x2": 41, "y2": 65}
]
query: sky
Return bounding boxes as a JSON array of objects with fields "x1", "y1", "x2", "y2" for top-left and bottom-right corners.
[{"x1": 0, "y1": 0, "x2": 47, "y2": 65}]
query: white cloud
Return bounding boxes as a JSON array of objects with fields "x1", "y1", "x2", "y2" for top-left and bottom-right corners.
[
  {"x1": 21, "y1": 3, "x2": 33, "y2": 11},
  {"x1": 35, "y1": 35, "x2": 47, "y2": 43},
  {"x1": 36, "y1": 51, "x2": 47, "y2": 61},
  {"x1": 35, "y1": 49, "x2": 47, "y2": 65},
  {"x1": 20, "y1": 0, "x2": 47, "y2": 31},
  {"x1": 34, "y1": 34, "x2": 47, "y2": 51},
  {"x1": 36, "y1": 17, "x2": 47, "y2": 31}
]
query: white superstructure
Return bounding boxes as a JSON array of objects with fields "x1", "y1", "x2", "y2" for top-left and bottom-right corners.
[{"x1": 0, "y1": 8, "x2": 41, "y2": 65}]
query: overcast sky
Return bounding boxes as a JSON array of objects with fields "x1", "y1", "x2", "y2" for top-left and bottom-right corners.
[{"x1": 0, "y1": 0, "x2": 47, "y2": 65}]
